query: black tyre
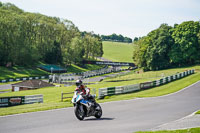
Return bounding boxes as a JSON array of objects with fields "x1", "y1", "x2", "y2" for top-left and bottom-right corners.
[
  {"x1": 75, "y1": 105, "x2": 85, "y2": 120},
  {"x1": 94, "y1": 103, "x2": 102, "y2": 119}
]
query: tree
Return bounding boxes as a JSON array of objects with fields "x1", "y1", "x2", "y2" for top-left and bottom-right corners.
[
  {"x1": 169, "y1": 21, "x2": 200, "y2": 65},
  {"x1": 101, "y1": 33, "x2": 132, "y2": 43},
  {"x1": 0, "y1": 2, "x2": 104, "y2": 67},
  {"x1": 133, "y1": 21, "x2": 200, "y2": 70},
  {"x1": 133, "y1": 37, "x2": 139, "y2": 42},
  {"x1": 133, "y1": 36, "x2": 149, "y2": 69},
  {"x1": 133, "y1": 24, "x2": 173, "y2": 70}
]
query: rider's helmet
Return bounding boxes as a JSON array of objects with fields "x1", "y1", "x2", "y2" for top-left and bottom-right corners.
[{"x1": 76, "y1": 79, "x2": 82, "y2": 87}]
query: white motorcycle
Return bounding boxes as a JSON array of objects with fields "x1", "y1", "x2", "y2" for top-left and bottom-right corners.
[{"x1": 71, "y1": 92, "x2": 102, "y2": 120}]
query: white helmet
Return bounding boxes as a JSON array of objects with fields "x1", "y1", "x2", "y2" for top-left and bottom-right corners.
[{"x1": 76, "y1": 80, "x2": 82, "y2": 87}]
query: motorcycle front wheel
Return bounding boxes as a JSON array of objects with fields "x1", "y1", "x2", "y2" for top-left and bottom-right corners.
[{"x1": 75, "y1": 105, "x2": 85, "y2": 120}]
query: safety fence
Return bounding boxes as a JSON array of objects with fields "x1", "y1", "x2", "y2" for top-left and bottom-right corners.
[
  {"x1": 1, "y1": 67, "x2": 130, "y2": 83},
  {"x1": 23, "y1": 95, "x2": 43, "y2": 104},
  {"x1": 98, "y1": 70, "x2": 195, "y2": 99},
  {"x1": 61, "y1": 92, "x2": 74, "y2": 102},
  {"x1": 0, "y1": 94, "x2": 43, "y2": 107},
  {"x1": 0, "y1": 75, "x2": 49, "y2": 83},
  {"x1": 55, "y1": 67, "x2": 128, "y2": 83}
]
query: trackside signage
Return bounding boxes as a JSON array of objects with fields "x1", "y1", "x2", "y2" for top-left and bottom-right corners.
[
  {"x1": 0, "y1": 98, "x2": 9, "y2": 107},
  {"x1": 9, "y1": 98, "x2": 22, "y2": 105},
  {"x1": 0, "y1": 94, "x2": 43, "y2": 107},
  {"x1": 0, "y1": 96, "x2": 24, "y2": 107},
  {"x1": 83, "y1": 60, "x2": 136, "y2": 67},
  {"x1": 140, "y1": 82, "x2": 153, "y2": 89},
  {"x1": 122, "y1": 84, "x2": 140, "y2": 93}
]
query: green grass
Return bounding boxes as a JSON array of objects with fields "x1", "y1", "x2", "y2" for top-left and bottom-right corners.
[
  {"x1": 0, "y1": 66, "x2": 49, "y2": 80},
  {"x1": 0, "y1": 89, "x2": 11, "y2": 92},
  {"x1": 0, "y1": 64, "x2": 104, "y2": 83},
  {"x1": 135, "y1": 127, "x2": 200, "y2": 133},
  {"x1": 102, "y1": 41, "x2": 135, "y2": 62},
  {"x1": 0, "y1": 65, "x2": 199, "y2": 116},
  {"x1": 101, "y1": 65, "x2": 200, "y2": 88},
  {"x1": 67, "y1": 64, "x2": 104, "y2": 73},
  {"x1": 196, "y1": 111, "x2": 200, "y2": 114}
]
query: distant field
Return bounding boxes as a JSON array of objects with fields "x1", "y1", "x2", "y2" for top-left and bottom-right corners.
[{"x1": 102, "y1": 41, "x2": 134, "y2": 62}]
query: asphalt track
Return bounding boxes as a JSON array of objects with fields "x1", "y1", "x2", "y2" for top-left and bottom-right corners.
[{"x1": 0, "y1": 81, "x2": 200, "y2": 133}]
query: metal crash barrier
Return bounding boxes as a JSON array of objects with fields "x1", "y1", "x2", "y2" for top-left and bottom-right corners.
[
  {"x1": 98, "y1": 70, "x2": 194, "y2": 99},
  {"x1": 0, "y1": 94, "x2": 43, "y2": 107}
]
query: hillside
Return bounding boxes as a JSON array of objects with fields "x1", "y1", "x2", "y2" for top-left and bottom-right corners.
[{"x1": 102, "y1": 41, "x2": 134, "y2": 62}]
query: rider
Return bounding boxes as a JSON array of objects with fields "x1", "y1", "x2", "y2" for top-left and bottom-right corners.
[
  {"x1": 75, "y1": 79, "x2": 90, "y2": 96},
  {"x1": 75, "y1": 79, "x2": 95, "y2": 104}
]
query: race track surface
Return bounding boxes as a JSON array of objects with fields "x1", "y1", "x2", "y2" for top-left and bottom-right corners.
[{"x1": 1, "y1": 81, "x2": 200, "y2": 133}]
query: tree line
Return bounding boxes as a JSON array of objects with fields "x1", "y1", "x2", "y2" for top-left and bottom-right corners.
[
  {"x1": 0, "y1": 2, "x2": 103, "y2": 67},
  {"x1": 133, "y1": 21, "x2": 200, "y2": 71},
  {"x1": 101, "y1": 33, "x2": 132, "y2": 43}
]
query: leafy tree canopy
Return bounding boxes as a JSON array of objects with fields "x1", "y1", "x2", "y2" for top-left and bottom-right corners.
[
  {"x1": 101, "y1": 33, "x2": 132, "y2": 43},
  {"x1": 0, "y1": 2, "x2": 103, "y2": 67},
  {"x1": 133, "y1": 21, "x2": 200, "y2": 71}
]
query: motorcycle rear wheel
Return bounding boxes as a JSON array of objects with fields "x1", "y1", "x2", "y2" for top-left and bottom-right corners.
[{"x1": 94, "y1": 103, "x2": 102, "y2": 119}]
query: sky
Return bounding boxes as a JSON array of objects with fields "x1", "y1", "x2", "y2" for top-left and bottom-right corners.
[{"x1": 1, "y1": 0, "x2": 200, "y2": 39}]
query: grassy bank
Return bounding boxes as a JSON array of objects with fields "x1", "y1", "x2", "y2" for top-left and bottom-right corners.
[
  {"x1": 0, "y1": 64, "x2": 104, "y2": 82},
  {"x1": 0, "y1": 66, "x2": 49, "y2": 80},
  {"x1": 136, "y1": 127, "x2": 200, "y2": 133},
  {"x1": 102, "y1": 41, "x2": 134, "y2": 62}
]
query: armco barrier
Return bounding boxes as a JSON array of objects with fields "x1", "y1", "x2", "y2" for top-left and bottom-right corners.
[
  {"x1": 0, "y1": 96, "x2": 24, "y2": 107},
  {"x1": 107, "y1": 87, "x2": 116, "y2": 96},
  {"x1": 98, "y1": 70, "x2": 194, "y2": 99},
  {"x1": 0, "y1": 75, "x2": 49, "y2": 83},
  {"x1": 99, "y1": 88, "x2": 109, "y2": 98},
  {"x1": 140, "y1": 82, "x2": 153, "y2": 90},
  {"x1": 122, "y1": 84, "x2": 140, "y2": 93},
  {"x1": 24, "y1": 95, "x2": 43, "y2": 104},
  {"x1": 98, "y1": 84, "x2": 140, "y2": 99},
  {"x1": 0, "y1": 94, "x2": 43, "y2": 107}
]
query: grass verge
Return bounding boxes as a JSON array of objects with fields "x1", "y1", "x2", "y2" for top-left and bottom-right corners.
[
  {"x1": 196, "y1": 111, "x2": 200, "y2": 115},
  {"x1": 135, "y1": 127, "x2": 200, "y2": 133},
  {"x1": 0, "y1": 66, "x2": 49, "y2": 80}
]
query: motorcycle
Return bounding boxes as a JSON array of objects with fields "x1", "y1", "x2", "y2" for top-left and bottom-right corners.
[{"x1": 71, "y1": 92, "x2": 102, "y2": 120}]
